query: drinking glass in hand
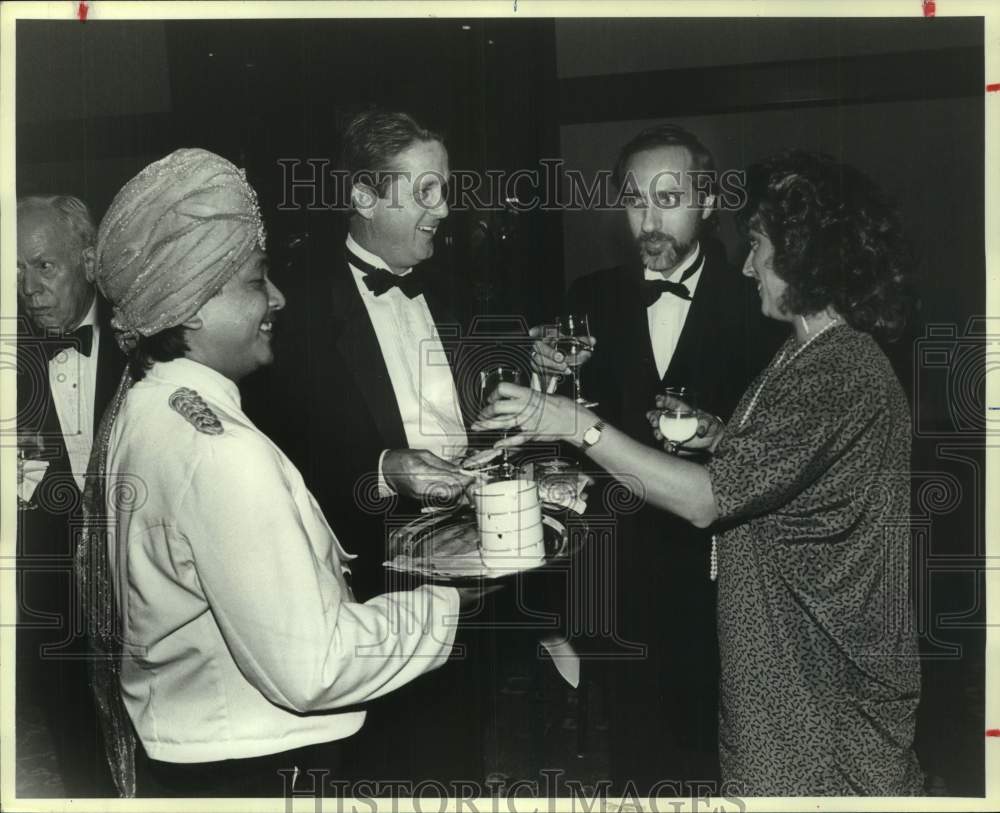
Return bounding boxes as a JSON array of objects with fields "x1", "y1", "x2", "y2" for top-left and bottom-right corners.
[
  {"x1": 657, "y1": 386, "x2": 699, "y2": 454},
  {"x1": 17, "y1": 432, "x2": 47, "y2": 511},
  {"x1": 479, "y1": 364, "x2": 523, "y2": 478},
  {"x1": 548, "y1": 313, "x2": 597, "y2": 408}
]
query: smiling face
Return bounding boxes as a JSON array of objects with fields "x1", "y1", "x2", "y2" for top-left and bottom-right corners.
[
  {"x1": 16, "y1": 207, "x2": 95, "y2": 332},
  {"x1": 354, "y1": 139, "x2": 450, "y2": 274},
  {"x1": 742, "y1": 221, "x2": 792, "y2": 324},
  {"x1": 183, "y1": 248, "x2": 286, "y2": 382},
  {"x1": 622, "y1": 145, "x2": 713, "y2": 274}
]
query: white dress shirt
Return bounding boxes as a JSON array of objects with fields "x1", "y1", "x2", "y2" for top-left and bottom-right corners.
[
  {"x1": 106, "y1": 357, "x2": 460, "y2": 763},
  {"x1": 49, "y1": 295, "x2": 99, "y2": 490},
  {"x1": 346, "y1": 235, "x2": 468, "y2": 482},
  {"x1": 645, "y1": 244, "x2": 705, "y2": 380}
]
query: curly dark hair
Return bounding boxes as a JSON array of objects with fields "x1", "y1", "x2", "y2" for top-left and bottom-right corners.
[
  {"x1": 738, "y1": 150, "x2": 914, "y2": 340},
  {"x1": 126, "y1": 324, "x2": 189, "y2": 382}
]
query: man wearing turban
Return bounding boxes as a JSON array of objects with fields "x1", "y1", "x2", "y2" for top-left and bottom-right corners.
[{"x1": 80, "y1": 148, "x2": 472, "y2": 797}]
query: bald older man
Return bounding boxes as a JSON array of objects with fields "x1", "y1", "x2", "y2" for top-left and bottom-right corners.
[
  {"x1": 16, "y1": 195, "x2": 122, "y2": 796},
  {"x1": 16, "y1": 196, "x2": 125, "y2": 489}
]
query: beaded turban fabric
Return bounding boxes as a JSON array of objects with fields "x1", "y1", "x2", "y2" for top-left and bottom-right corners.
[{"x1": 96, "y1": 147, "x2": 267, "y2": 351}]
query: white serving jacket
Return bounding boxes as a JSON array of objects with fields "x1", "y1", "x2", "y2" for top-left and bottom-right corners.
[{"x1": 106, "y1": 357, "x2": 460, "y2": 763}]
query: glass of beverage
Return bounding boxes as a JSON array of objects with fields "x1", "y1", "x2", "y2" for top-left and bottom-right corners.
[
  {"x1": 478, "y1": 364, "x2": 523, "y2": 478},
  {"x1": 17, "y1": 432, "x2": 47, "y2": 511},
  {"x1": 657, "y1": 386, "x2": 699, "y2": 453},
  {"x1": 548, "y1": 313, "x2": 597, "y2": 408}
]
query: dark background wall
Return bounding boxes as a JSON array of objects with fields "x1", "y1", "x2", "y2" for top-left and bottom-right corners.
[{"x1": 14, "y1": 16, "x2": 987, "y2": 796}]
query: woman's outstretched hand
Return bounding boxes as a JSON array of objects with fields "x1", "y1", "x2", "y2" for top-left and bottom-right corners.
[{"x1": 471, "y1": 382, "x2": 596, "y2": 448}]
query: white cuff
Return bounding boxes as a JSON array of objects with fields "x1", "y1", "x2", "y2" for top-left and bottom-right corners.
[
  {"x1": 18, "y1": 460, "x2": 49, "y2": 504},
  {"x1": 377, "y1": 449, "x2": 397, "y2": 498},
  {"x1": 530, "y1": 372, "x2": 559, "y2": 394}
]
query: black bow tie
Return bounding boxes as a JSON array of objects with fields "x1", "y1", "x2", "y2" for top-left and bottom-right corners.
[
  {"x1": 641, "y1": 279, "x2": 692, "y2": 306},
  {"x1": 347, "y1": 248, "x2": 425, "y2": 299},
  {"x1": 41, "y1": 324, "x2": 94, "y2": 359},
  {"x1": 640, "y1": 250, "x2": 703, "y2": 307}
]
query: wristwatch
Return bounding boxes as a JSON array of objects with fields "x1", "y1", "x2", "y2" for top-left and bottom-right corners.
[{"x1": 580, "y1": 419, "x2": 607, "y2": 449}]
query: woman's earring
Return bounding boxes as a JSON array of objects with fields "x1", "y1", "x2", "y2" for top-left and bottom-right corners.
[{"x1": 799, "y1": 315, "x2": 810, "y2": 335}]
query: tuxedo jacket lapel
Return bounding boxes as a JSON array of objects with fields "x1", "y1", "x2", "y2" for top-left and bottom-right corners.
[
  {"x1": 330, "y1": 260, "x2": 408, "y2": 452},
  {"x1": 660, "y1": 241, "x2": 759, "y2": 419},
  {"x1": 614, "y1": 267, "x2": 663, "y2": 440},
  {"x1": 662, "y1": 244, "x2": 719, "y2": 388},
  {"x1": 662, "y1": 264, "x2": 710, "y2": 388},
  {"x1": 93, "y1": 303, "x2": 126, "y2": 434},
  {"x1": 420, "y1": 280, "x2": 474, "y2": 430},
  {"x1": 625, "y1": 267, "x2": 660, "y2": 382}
]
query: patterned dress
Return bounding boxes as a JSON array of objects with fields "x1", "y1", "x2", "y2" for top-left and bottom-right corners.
[{"x1": 706, "y1": 324, "x2": 923, "y2": 795}]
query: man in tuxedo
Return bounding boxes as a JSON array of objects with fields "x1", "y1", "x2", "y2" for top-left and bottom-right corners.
[
  {"x1": 286, "y1": 110, "x2": 475, "y2": 598},
  {"x1": 539, "y1": 125, "x2": 784, "y2": 793},
  {"x1": 16, "y1": 195, "x2": 123, "y2": 795},
  {"x1": 272, "y1": 110, "x2": 490, "y2": 785}
]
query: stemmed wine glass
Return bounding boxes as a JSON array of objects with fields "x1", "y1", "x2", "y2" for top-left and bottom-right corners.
[
  {"x1": 478, "y1": 364, "x2": 523, "y2": 479},
  {"x1": 657, "y1": 386, "x2": 699, "y2": 454},
  {"x1": 546, "y1": 313, "x2": 597, "y2": 408}
]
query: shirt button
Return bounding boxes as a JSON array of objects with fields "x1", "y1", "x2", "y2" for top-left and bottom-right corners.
[{"x1": 57, "y1": 373, "x2": 66, "y2": 383}]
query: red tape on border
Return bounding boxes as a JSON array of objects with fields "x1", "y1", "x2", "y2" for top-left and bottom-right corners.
[
  {"x1": 77, "y1": 1, "x2": 89, "y2": 22},
  {"x1": 987, "y1": 83, "x2": 1000, "y2": 93},
  {"x1": 986, "y1": 729, "x2": 1000, "y2": 737},
  {"x1": 923, "y1": 0, "x2": 936, "y2": 16}
]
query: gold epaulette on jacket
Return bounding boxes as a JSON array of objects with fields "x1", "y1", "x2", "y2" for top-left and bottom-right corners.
[{"x1": 168, "y1": 388, "x2": 224, "y2": 435}]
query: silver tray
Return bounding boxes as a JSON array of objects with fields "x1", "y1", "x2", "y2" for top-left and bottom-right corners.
[{"x1": 384, "y1": 505, "x2": 582, "y2": 584}]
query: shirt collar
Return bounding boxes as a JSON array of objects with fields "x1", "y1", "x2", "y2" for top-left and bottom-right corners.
[
  {"x1": 346, "y1": 233, "x2": 413, "y2": 278},
  {"x1": 146, "y1": 357, "x2": 242, "y2": 411},
  {"x1": 643, "y1": 242, "x2": 702, "y2": 282},
  {"x1": 74, "y1": 292, "x2": 99, "y2": 330}
]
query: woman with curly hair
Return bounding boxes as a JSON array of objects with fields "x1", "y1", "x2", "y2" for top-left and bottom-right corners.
[{"x1": 474, "y1": 151, "x2": 923, "y2": 795}]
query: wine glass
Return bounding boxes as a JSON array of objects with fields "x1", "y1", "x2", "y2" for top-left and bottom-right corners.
[
  {"x1": 479, "y1": 364, "x2": 523, "y2": 479},
  {"x1": 17, "y1": 432, "x2": 47, "y2": 511},
  {"x1": 548, "y1": 313, "x2": 597, "y2": 408},
  {"x1": 657, "y1": 386, "x2": 699, "y2": 454}
]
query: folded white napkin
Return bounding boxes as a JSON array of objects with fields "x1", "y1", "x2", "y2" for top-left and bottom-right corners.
[
  {"x1": 18, "y1": 460, "x2": 49, "y2": 504},
  {"x1": 536, "y1": 471, "x2": 590, "y2": 516}
]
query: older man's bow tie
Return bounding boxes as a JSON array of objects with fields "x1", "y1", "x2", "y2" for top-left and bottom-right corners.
[
  {"x1": 347, "y1": 248, "x2": 425, "y2": 299},
  {"x1": 42, "y1": 324, "x2": 94, "y2": 359}
]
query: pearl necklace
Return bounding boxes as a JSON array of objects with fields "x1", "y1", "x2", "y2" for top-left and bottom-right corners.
[
  {"x1": 708, "y1": 317, "x2": 842, "y2": 582},
  {"x1": 736, "y1": 317, "x2": 842, "y2": 432}
]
